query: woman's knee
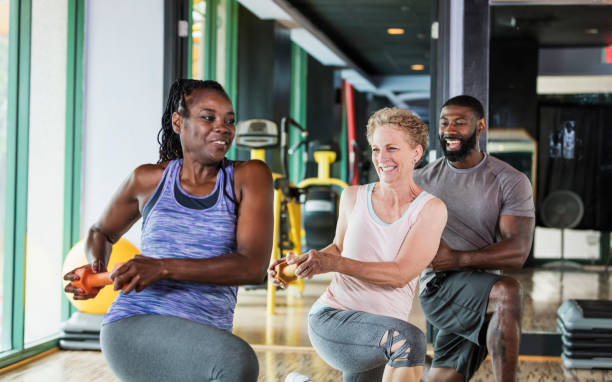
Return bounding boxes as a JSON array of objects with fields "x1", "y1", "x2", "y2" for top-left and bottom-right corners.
[
  {"x1": 399, "y1": 324, "x2": 426, "y2": 352},
  {"x1": 224, "y1": 337, "x2": 259, "y2": 381},
  {"x1": 385, "y1": 325, "x2": 426, "y2": 367},
  {"x1": 228, "y1": 352, "x2": 258, "y2": 381}
]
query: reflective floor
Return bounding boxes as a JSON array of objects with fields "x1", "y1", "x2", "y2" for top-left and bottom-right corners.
[
  {"x1": 507, "y1": 266, "x2": 612, "y2": 332},
  {"x1": 2, "y1": 266, "x2": 612, "y2": 381},
  {"x1": 234, "y1": 268, "x2": 612, "y2": 381},
  {"x1": 235, "y1": 266, "x2": 612, "y2": 344}
]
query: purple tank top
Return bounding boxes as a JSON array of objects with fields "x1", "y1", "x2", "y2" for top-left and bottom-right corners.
[{"x1": 103, "y1": 159, "x2": 238, "y2": 331}]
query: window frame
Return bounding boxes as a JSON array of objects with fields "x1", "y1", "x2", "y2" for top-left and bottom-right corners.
[
  {"x1": 0, "y1": 0, "x2": 84, "y2": 368},
  {"x1": 289, "y1": 43, "x2": 308, "y2": 185},
  {"x1": 187, "y1": 0, "x2": 238, "y2": 158},
  {"x1": 2, "y1": 0, "x2": 33, "y2": 357},
  {"x1": 62, "y1": 0, "x2": 85, "y2": 321}
]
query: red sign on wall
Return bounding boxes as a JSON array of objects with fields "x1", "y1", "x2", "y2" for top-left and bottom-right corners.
[{"x1": 606, "y1": 46, "x2": 612, "y2": 64}]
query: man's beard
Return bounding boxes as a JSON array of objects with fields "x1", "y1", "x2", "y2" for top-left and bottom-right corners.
[{"x1": 439, "y1": 129, "x2": 477, "y2": 162}]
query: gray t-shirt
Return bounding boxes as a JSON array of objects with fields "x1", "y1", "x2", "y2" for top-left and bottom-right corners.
[{"x1": 414, "y1": 154, "x2": 535, "y2": 290}]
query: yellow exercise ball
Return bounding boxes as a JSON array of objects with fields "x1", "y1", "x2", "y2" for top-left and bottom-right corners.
[{"x1": 62, "y1": 238, "x2": 139, "y2": 314}]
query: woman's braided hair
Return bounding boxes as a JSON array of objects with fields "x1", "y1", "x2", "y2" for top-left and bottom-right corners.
[{"x1": 157, "y1": 79, "x2": 230, "y2": 163}]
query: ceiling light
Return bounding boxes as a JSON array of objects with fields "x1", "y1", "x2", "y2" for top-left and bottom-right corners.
[
  {"x1": 291, "y1": 29, "x2": 346, "y2": 66},
  {"x1": 237, "y1": 0, "x2": 291, "y2": 20},
  {"x1": 387, "y1": 28, "x2": 405, "y2": 35},
  {"x1": 411, "y1": 64, "x2": 425, "y2": 71},
  {"x1": 585, "y1": 28, "x2": 599, "y2": 35}
]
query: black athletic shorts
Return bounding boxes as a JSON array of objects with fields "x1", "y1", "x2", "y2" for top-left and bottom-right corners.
[{"x1": 420, "y1": 270, "x2": 503, "y2": 380}]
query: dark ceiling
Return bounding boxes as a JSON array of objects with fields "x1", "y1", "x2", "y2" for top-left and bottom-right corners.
[
  {"x1": 286, "y1": 0, "x2": 432, "y2": 76},
  {"x1": 283, "y1": 2, "x2": 612, "y2": 78},
  {"x1": 492, "y1": 5, "x2": 612, "y2": 47}
]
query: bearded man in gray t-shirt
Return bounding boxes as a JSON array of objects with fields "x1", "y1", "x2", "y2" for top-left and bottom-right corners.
[{"x1": 414, "y1": 95, "x2": 535, "y2": 381}]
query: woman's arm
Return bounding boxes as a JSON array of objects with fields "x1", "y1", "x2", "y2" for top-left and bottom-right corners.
[
  {"x1": 293, "y1": 197, "x2": 447, "y2": 288},
  {"x1": 87, "y1": 164, "x2": 163, "y2": 268},
  {"x1": 268, "y1": 186, "x2": 356, "y2": 287},
  {"x1": 112, "y1": 160, "x2": 274, "y2": 293},
  {"x1": 64, "y1": 163, "x2": 164, "y2": 299}
]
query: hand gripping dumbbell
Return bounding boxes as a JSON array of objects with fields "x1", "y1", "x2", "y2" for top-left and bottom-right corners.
[
  {"x1": 274, "y1": 260, "x2": 298, "y2": 284},
  {"x1": 69, "y1": 264, "x2": 124, "y2": 295}
]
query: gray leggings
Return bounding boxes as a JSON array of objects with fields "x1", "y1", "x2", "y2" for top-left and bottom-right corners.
[
  {"x1": 100, "y1": 315, "x2": 258, "y2": 382},
  {"x1": 308, "y1": 302, "x2": 426, "y2": 382}
]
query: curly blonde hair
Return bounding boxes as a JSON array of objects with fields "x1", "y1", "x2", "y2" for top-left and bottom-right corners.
[{"x1": 366, "y1": 107, "x2": 428, "y2": 162}]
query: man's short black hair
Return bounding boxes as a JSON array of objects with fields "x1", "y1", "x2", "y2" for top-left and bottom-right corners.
[{"x1": 442, "y1": 95, "x2": 485, "y2": 120}]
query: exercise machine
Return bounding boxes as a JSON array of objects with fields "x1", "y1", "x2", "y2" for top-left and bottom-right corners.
[
  {"x1": 293, "y1": 139, "x2": 349, "y2": 252},
  {"x1": 235, "y1": 118, "x2": 306, "y2": 315}
]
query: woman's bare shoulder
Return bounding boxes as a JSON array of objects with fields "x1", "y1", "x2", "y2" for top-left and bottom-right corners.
[
  {"x1": 131, "y1": 162, "x2": 168, "y2": 195},
  {"x1": 423, "y1": 195, "x2": 446, "y2": 211},
  {"x1": 338, "y1": 185, "x2": 361, "y2": 213},
  {"x1": 341, "y1": 185, "x2": 360, "y2": 201},
  {"x1": 233, "y1": 159, "x2": 272, "y2": 180},
  {"x1": 232, "y1": 159, "x2": 273, "y2": 202},
  {"x1": 420, "y1": 196, "x2": 447, "y2": 224}
]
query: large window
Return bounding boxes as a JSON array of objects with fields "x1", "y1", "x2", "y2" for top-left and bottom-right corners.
[
  {"x1": 190, "y1": 0, "x2": 236, "y2": 87},
  {"x1": 189, "y1": 0, "x2": 237, "y2": 157},
  {"x1": 0, "y1": 0, "x2": 11, "y2": 352},
  {"x1": 215, "y1": 0, "x2": 226, "y2": 86},
  {"x1": 0, "y1": 0, "x2": 82, "y2": 366},
  {"x1": 191, "y1": 0, "x2": 206, "y2": 79},
  {"x1": 24, "y1": 0, "x2": 67, "y2": 345}
]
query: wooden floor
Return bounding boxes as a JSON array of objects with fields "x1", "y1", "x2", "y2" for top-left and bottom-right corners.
[
  {"x1": 2, "y1": 267, "x2": 612, "y2": 381},
  {"x1": 3, "y1": 348, "x2": 610, "y2": 382}
]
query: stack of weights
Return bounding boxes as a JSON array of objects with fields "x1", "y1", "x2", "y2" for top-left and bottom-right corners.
[
  {"x1": 61, "y1": 238, "x2": 138, "y2": 350},
  {"x1": 60, "y1": 312, "x2": 104, "y2": 350},
  {"x1": 557, "y1": 299, "x2": 612, "y2": 369},
  {"x1": 61, "y1": 265, "x2": 113, "y2": 350}
]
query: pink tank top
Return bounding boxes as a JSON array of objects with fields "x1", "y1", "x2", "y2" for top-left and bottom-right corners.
[{"x1": 319, "y1": 183, "x2": 434, "y2": 321}]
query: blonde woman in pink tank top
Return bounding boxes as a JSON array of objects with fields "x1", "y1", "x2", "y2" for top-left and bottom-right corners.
[{"x1": 270, "y1": 108, "x2": 447, "y2": 382}]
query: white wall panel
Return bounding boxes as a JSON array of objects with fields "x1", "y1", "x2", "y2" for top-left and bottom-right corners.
[{"x1": 82, "y1": 0, "x2": 164, "y2": 248}]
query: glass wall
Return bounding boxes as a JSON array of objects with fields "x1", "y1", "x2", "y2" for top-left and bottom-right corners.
[
  {"x1": 191, "y1": 0, "x2": 235, "y2": 85},
  {"x1": 23, "y1": 0, "x2": 67, "y2": 344},
  {"x1": 191, "y1": 0, "x2": 206, "y2": 79},
  {"x1": 215, "y1": 0, "x2": 226, "y2": 86},
  {"x1": 0, "y1": 0, "x2": 10, "y2": 351}
]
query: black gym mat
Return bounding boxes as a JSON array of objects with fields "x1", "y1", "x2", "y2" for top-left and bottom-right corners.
[
  {"x1": 558, "y1": 300, "x2": 612, "y2": 331},
  {"x1": 563, "y1": 348, "x2": 612, "y2": 359},
  {"x1": 576, "y1": 300, "x2": 612, "y2": 319},
  {"x1": 558, "y1": 318, "x2": 612, "y2": 339},
  {"x1": 562, "y1": 335, "x2": 612, "y2": 349}
]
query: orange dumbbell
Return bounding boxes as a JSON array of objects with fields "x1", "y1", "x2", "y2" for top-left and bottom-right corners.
[
  {"x1": 70, "y1": 263, "x2": 124, "y2": 295},
  {"x1": 274, "y1": 260, "x2": 298, "y2": 284}
]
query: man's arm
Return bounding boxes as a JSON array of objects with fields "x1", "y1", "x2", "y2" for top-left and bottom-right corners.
[{"x1": 430, "y1": 215, "x2": 534, "y2": 271}]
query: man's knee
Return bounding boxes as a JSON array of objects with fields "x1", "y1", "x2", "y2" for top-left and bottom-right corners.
[
  {"x1": 428, "y1": 367, "x2": 465, "y2": 382},
  {"x1": 489, "y1": 276, "x2": 522, "y2": 313}
]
